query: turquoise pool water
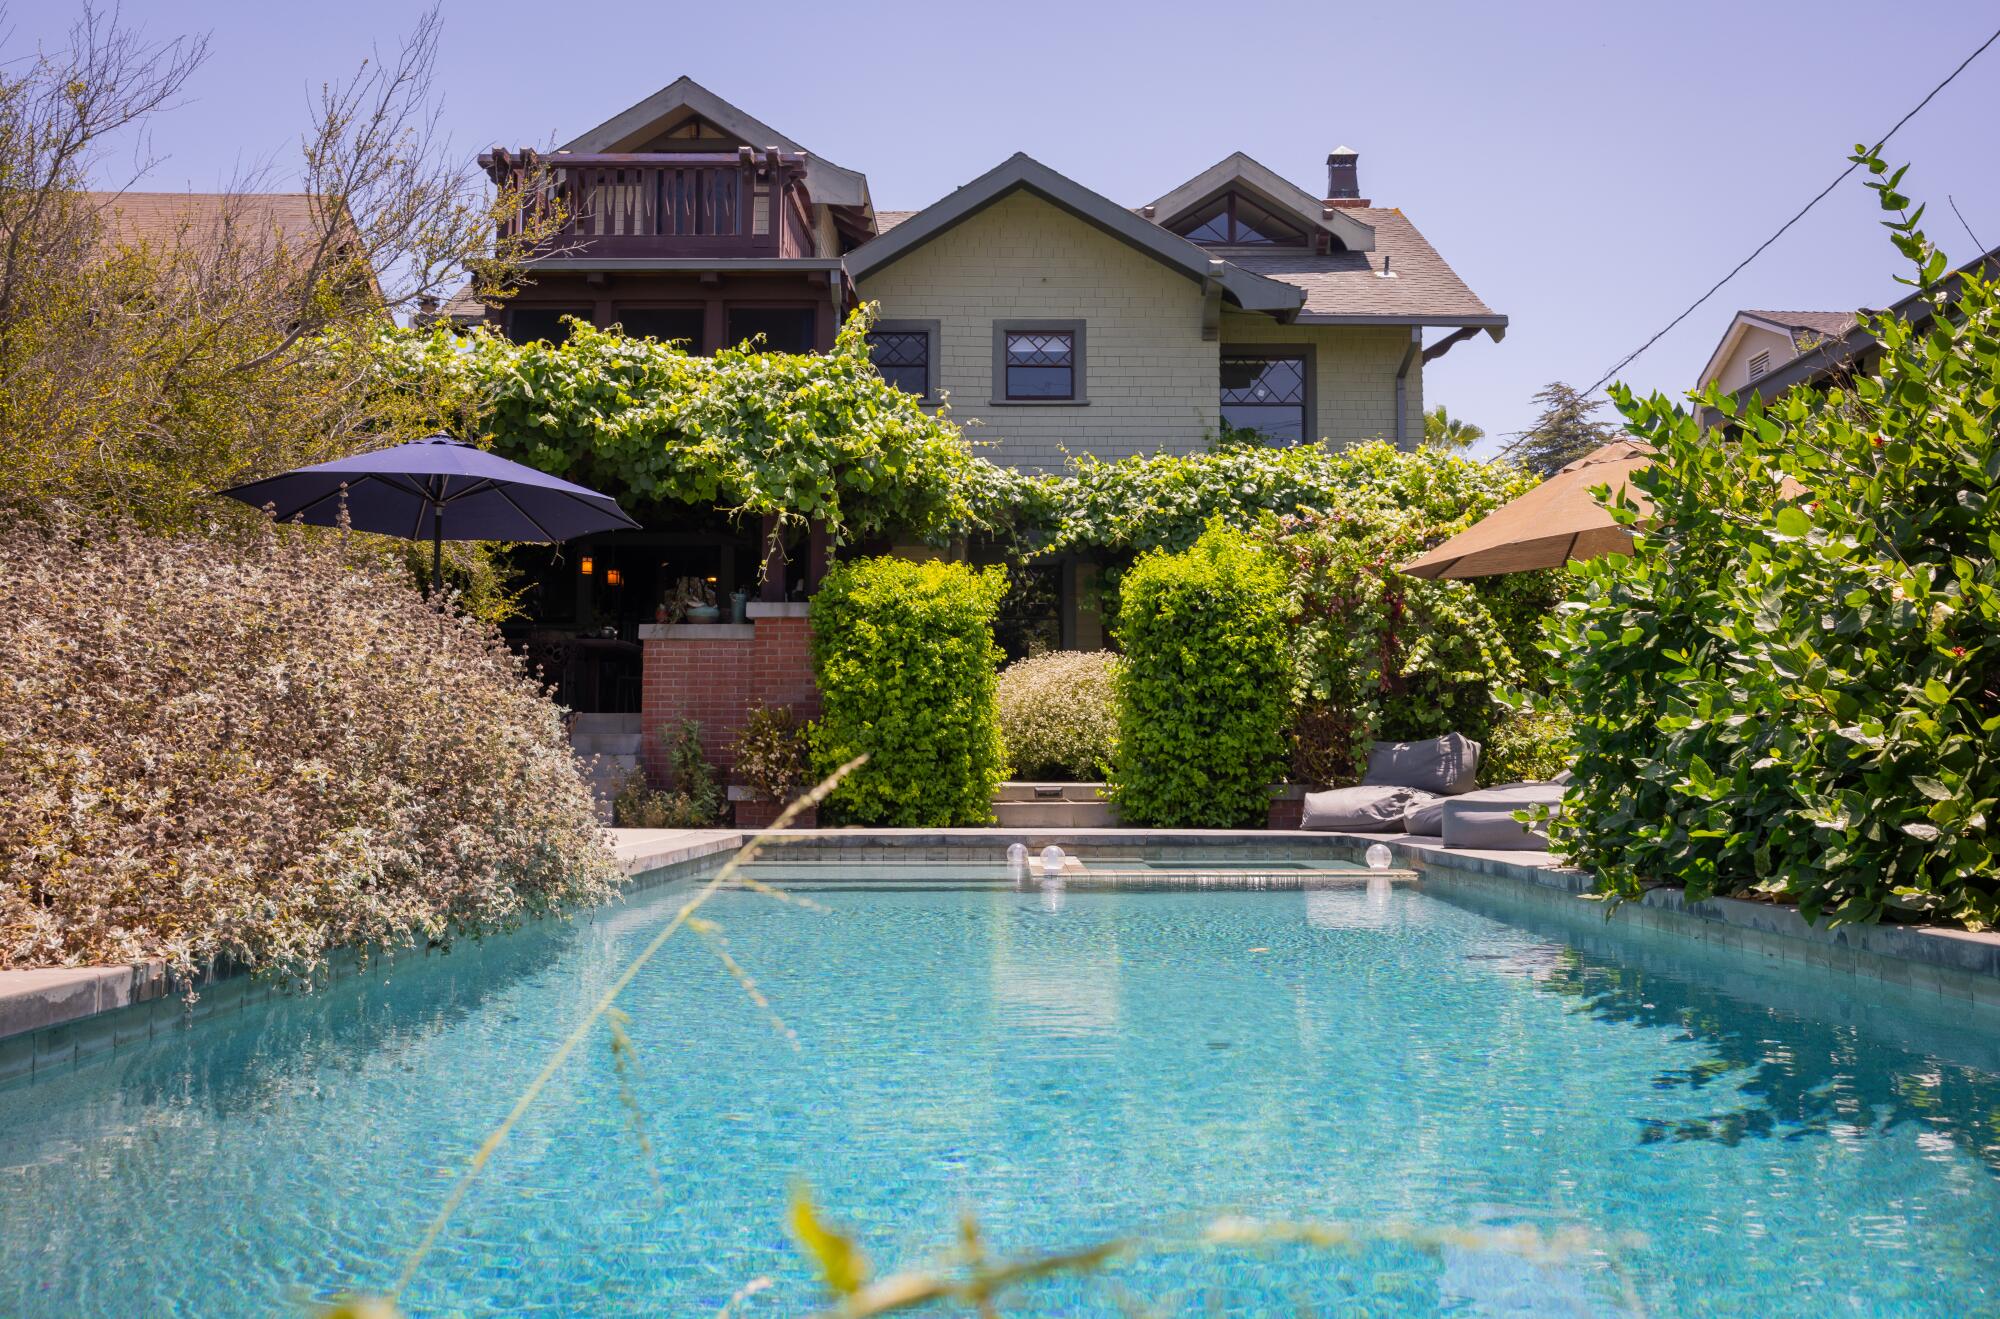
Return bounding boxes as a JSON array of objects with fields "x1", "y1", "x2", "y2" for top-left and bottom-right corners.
[{"x1": 3, "y1": 871, "x2": 1999, "y2": 1316}]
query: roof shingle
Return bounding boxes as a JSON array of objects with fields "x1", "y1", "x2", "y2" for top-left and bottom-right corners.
[{"x1": 1221, "y1": 208, "x2": 1498, "y2": 323}]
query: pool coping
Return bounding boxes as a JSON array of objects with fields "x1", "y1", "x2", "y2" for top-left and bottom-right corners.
[{"x1": 9, "y1": 825, "x2": 2000, "y2": 1082}]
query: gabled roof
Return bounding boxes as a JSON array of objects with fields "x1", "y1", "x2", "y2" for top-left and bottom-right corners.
[
  {"x1": 1741, "y1": 309, "x2": 1858, "y2": 339},
  {"x1": 845, "y1": 153, "x2": 1304, "y2": 317},
  {"x1": 1696, "y1": 309, "x2": 1856, "y2": 389},
  {"x1": 556, "y1": 75, "x2": 870, "y2": 209},
  {"x1": 1143, "y1": 151, "x2": 1375, "y2": 253},
  {"x1": 89, "y1": 191, "x2": 323, "y2": 252}
]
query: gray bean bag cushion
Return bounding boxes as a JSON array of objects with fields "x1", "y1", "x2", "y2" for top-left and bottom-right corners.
[
  {"x1": 1301, "y1": 784, "x2": 1438, "y2": 833},
  {"x1": 1440, "y1": 782, "x2": 1567, "y2": 851},
  {"x1": 1402, "y1": 795, "x2": 1447, "y2": 836},
  {"x1": 1364, "y1": 733, "x2": 1482, "y2": 796}
]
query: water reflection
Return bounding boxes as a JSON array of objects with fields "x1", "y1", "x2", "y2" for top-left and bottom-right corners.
[{"x1": 1434, "y1": 884, "x2": 2000, "y2": 1175}]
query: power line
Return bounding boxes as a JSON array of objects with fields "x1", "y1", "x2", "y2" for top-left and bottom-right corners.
[
  {"x1": 1949, "y1": 194, "x2": 1986, "y2": 254},
  {"x1": 1584, "y1": 23, "x2": 2000, "y2": 397}
]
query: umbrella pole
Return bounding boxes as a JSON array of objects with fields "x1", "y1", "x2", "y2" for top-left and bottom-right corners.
[{"x1": 431, "y1": 509, "x2": 443, "y2": 598}]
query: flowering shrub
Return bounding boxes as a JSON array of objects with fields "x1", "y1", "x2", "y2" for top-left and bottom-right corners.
[
  {"x1": 809, "y1": 556, "x2": 1009, "y2": 826},
  {"x1": 0, "y1": 520, "x2": 618, "y2": 978},
  {"x1": 1110, "y1": 525, "x2": 1291, "y2": 826},
  {"x1": 1549, "y1": 153, "x2": 2000, "y2": 926},
  {"x1": 997, "y1": 651, "x2": 1121, "y2": 781}
]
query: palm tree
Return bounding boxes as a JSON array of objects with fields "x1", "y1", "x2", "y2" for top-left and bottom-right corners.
[{"x1": 1422, "y1": 405, "x2": 1485, "y2": 452}]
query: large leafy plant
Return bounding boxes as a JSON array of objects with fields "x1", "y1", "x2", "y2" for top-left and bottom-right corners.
[
  {"x1": 808, "y1": 556, "x2": 1009, "y2": 826},
  {"x1": 1110, "y1": 524, "x2": 1291, "y2": 826},
  {"x1": 1550, "y1": 151, "x2": 2000, "y2": 927}
]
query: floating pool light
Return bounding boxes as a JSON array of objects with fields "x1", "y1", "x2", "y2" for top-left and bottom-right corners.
[
  {"x1": 1040, "y1": 844, "x2": 1066, "y2": 877},
  {"x1": 1365, "y1": 844, "x2": 1394, "y2": 871},
  {"x1": 1006, "y1": 843, "x2": 1028, "y2": 882}
]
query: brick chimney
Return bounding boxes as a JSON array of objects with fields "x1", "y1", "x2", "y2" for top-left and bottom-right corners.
[{"x1": 1325, "y1": 146, "x2": 1369, "y2": 208}]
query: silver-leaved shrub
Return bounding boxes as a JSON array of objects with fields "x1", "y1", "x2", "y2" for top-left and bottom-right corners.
[
  {"x1": 997, "y1": 650, "x2": 1121, "y2": 781},
  {"x1": 0, "y1": 520, "x2": 619, "y2": 978}
]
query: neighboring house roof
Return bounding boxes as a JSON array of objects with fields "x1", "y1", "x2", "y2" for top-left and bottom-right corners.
[
  {"x1": 431, "y1": 282, "x2": 488, "y2": 327},
  {"x1": 554, "y1": 75, "x2": 871, "y2": 212},
  {"x1": 1223, "y1": 208, "x2": 1503, "y2": 327},
  {"x1": 88, "y1": 191, "x2": 325, "y2": 252},
  {"x1": 1714, "y1": 242, "x2": 2000, "y2": 404},
  {"x1": 874, "y1": 210, "x2": 917, "y2": 232},
  {"x1": 1741, "y1": 309, "x2": 1858, "y2": 340},
  {"x1": 846, "y1": 153, "x2": 1306, "y2": 318},
  {"x1": 1142, "y1": 151, "x2": 1375, "y2": 253}
]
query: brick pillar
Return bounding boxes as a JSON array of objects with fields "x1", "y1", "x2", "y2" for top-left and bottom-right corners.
[
  {"x1": 639, "y1": 622, "x2": 756, "y2": 785},
  {"x1": 639, "y1": 605, "x2": 820, "y2": 788},
  {"x1": 747, "y1": 602, "x2": 818, "y2": 722}
]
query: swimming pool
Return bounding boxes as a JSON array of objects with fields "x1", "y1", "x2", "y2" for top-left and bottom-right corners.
[{"x1": 2, "y1": 868, "x2": 1998, "y2": 1315}]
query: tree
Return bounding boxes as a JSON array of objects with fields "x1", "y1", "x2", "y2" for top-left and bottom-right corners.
[
  {"x1": 0, "y1": 6, "x2": 561, "y2": 581},
  {"x1": 1421, "y1": 404, "x2": 1485, "y2": 451},
  {"x1": 1500, "y1": 382, "x2": 1620, "y2": 475}
]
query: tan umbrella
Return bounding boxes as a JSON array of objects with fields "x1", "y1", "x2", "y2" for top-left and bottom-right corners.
[{"x1": 1399, "y1": 439, "x2": 1655, "y2": 579}]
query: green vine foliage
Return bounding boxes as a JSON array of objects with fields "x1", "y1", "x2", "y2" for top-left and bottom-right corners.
[
  {"x1": 1549, "y1": 151, "x2": 2000, "y2": 928},
  {"x1": 808, "y1": 556, "x2": 1009, "y2": 826},
  {"x1": 1260, "y1": 496, "x2": 1562, "y2": 785},
  {"x1": 1034, "y1": 439, "x2": 1534, "y2": 558},
  {"x1": 1110, "y1": 524, "x2": 1291, "y2": 826},
  {"x1": 368, "y1": 308, "x2": 1023, "y2": 548}
]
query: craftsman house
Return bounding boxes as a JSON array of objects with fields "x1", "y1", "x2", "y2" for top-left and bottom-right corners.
[
  {"x1": 457, "y1": 78, "x2": 1507, "y2": 739},
  {"x1": 849, "y1": 148, "x2": 1505, "y2": 470}
]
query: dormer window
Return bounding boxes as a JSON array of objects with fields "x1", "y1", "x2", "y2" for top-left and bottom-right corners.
[{"x1": 1168, "y1": 192, "x2": 1306, "y2": 247}]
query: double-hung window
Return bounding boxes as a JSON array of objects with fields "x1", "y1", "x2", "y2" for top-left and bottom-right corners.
[
  {"x1": 1220, "y1": 349, "x2": 1311, "y2": 446},
  {"x1": 994, "y1": 322, "x2": 1086, "y2": 403}
]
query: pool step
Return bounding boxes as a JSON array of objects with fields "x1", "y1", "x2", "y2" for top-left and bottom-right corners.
[{"x1": 991, "y1": 782, "x2": 1119, "y2": 828}]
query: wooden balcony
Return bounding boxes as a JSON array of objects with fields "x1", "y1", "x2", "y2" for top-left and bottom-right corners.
[{"x1": 483, "y1": 147, "x2": 818, "y2": 261}]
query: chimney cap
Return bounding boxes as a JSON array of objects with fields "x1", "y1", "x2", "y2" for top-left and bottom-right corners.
[{"x1": 1327, "y1": 145, "x2": 1359, "y2": 159}]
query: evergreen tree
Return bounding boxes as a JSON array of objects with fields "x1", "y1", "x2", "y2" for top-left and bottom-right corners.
[{"x1": 1501, "y1": 382, "x2": 1620, "y2": 475}]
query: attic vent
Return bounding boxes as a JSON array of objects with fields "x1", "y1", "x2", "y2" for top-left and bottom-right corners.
[{"x1": 1748, "y1": 349, "x2": 1771, "y2": 381}]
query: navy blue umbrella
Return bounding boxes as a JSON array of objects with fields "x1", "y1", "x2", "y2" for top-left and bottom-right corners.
[{"x1": 219, "y1": 434, "x2": 640, "y2": 593}]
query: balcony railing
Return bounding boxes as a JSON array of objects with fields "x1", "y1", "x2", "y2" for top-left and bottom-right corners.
[{"x1": 483, "y1": 147, "x2": 818, "y2": 261}]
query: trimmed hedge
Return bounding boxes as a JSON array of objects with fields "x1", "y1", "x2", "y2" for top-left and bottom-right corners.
[
  {"x1": 809, "y1": 556, "x2": 1009, "y2": 826},
  {"x1": 1109, "y1": 525, "x2": 1291, "y2": 826}
]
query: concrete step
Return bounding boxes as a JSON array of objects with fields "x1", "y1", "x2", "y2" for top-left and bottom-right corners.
[
  {"x1": 572, "y1": 732, "x2": 644, "y2": 757},
  {"x1": 994, "y1": 781, "x2": 1110, "y2": 803},
  {"x1": 992, "y1": 799, "x2": 1119, "y2": 829},
  {"x1": 572, "y1": 712, "x2": 642, "y2": 736}
]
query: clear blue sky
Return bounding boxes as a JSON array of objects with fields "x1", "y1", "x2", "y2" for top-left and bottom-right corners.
[{"x1": 26, "y1": 0, "x2": 2000, "y2": 452}]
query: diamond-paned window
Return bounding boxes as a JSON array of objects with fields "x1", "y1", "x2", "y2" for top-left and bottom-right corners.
[
  {"x1": 1005, "y1": 330, "x2": 1075, "y2": 399},
  {"x1": 1169, "y1": 192, "x2": 1308, "y2": 247},
  {"x1": 1221, "y1": 353, "x2": 1308, "y2": 446},
  {"x1": 867, "y1": 330, "x2": 931, "y2": 396}
]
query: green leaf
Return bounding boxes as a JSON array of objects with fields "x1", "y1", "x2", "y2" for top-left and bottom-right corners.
[{"x1": 790, "y1": 1186, "x2": 870, "y2": 1295}]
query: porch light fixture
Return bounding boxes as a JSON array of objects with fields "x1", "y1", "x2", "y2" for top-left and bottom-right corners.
[
  {"x1": 579, "y1": 555, "x2": 594, "y2": 576},
  {"x1": 604, "y1": 568, "x2": 623, "y2": 588}
]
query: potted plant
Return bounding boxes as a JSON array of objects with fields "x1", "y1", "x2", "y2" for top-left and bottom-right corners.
[{"x1": 660, "y1": 575, "x2": 719, "y2": 623}]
